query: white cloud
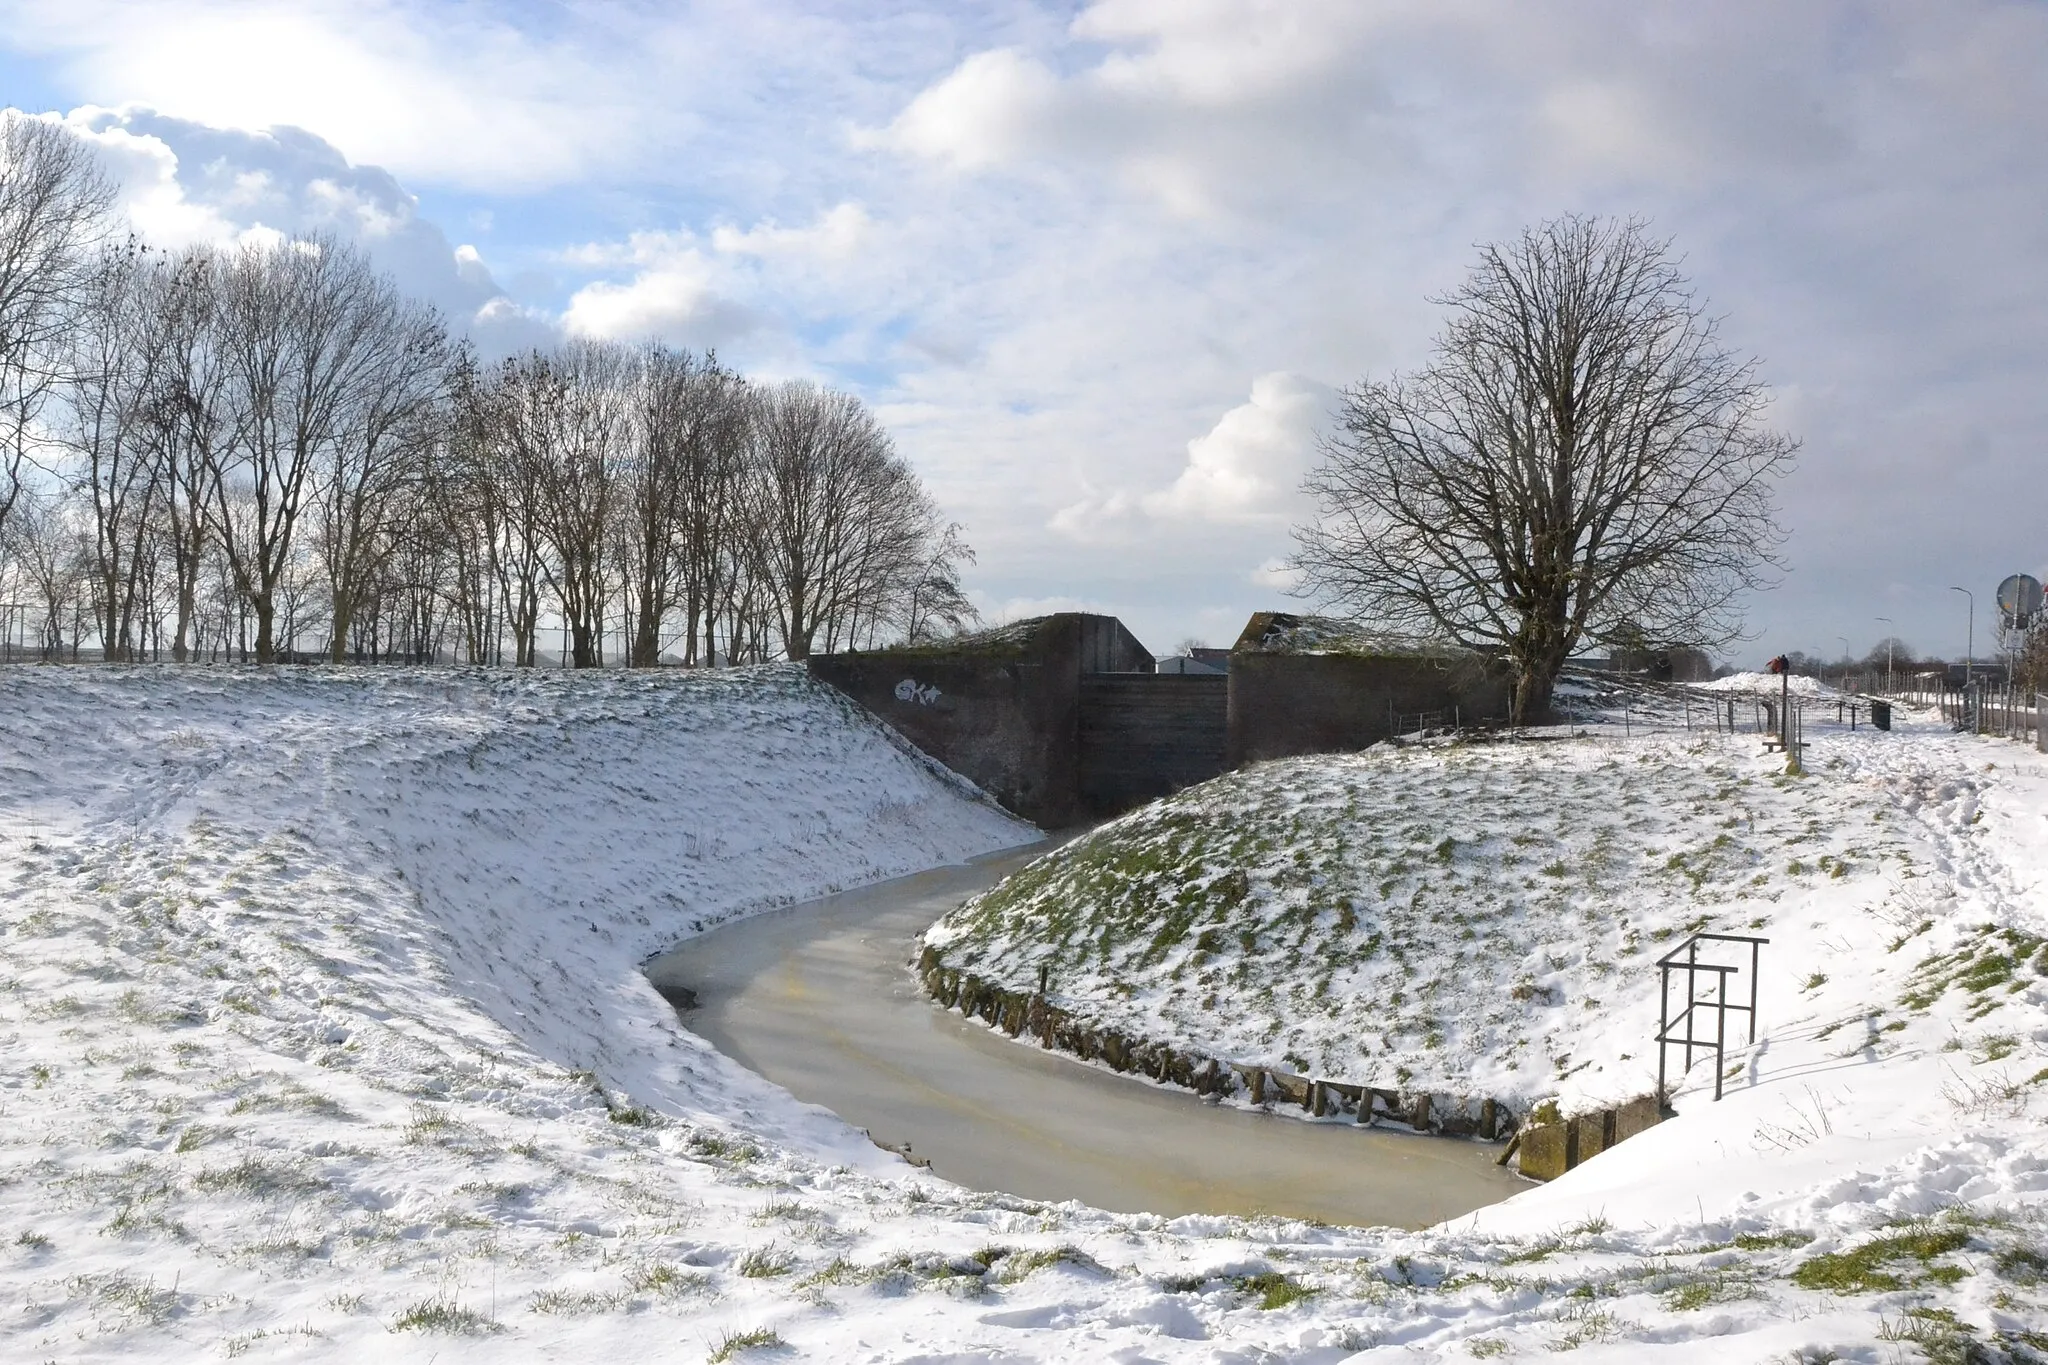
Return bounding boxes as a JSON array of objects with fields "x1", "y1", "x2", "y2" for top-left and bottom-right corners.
[
  {"x1": 558, "y1": 206, "x2": 882, "y2": 348},
  {"x1": 868, "y1": 49, "x2": 1061, "y2": 171},
  {"x1": 1142, "y1": 372, "x2": 1330, "y2": 523},
  {"x1": 711, "y1": 203, "x2": 870, "y2": 261},
  {"x1": 55, "y1": 109, "x2": 244, "y2": 247},
  {"x1": 560, "y1": 241, "x2": 758, "y2": 345},
  {"x1": 865, "y1": 5, "x2": 1417, "y2": 217},
  {"x1": 1, "y1": 1, "x2": 633, "y2": 190},
  {"x1": 975, "y1": 591, "x2": 1122, "y2": 625},
  {"x1": 1248, "y1": 558, "x2": 1302, "y2": 592},
  {"x1": 1046, "y1": 488, "x2": 1143, "y2": 543},
  {"x1": 53, "y1": 106, "x2": 514, "y2": 320},
  {"x1": 303, "y1": 178, "x2": 405, "y2": 239},
  {"x1": 1047, "y1": 373, "x2": 1332, "y2": 543}
]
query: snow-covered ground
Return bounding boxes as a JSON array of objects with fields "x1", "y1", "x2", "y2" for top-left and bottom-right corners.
[
  {"x1": 925, "y1": 689, "x2": 1975, "y2": 1122},
  {"x1": 1695, "y1": 669, "x2": 1839, "y2": 696},
  {"x1": 3, "y1": 665, "x2": 2046, "y2": 1362}
]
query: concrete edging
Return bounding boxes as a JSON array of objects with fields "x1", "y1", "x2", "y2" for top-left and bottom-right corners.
[
  {"x1": 1507, "y1": 1097, "x2": 1666, "y2": 1181},
  {"x1": 918, "y1": 949, "x2": 1518, "y2": 1143}
]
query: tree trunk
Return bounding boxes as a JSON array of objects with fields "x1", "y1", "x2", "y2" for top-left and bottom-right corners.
[
  {"x1": 253, "y1": 594, "x2": 276, "y2": 664},
  {"x1": 172, "y1": 584, "x2": 195, "y2": 662},
  {"x1": 784, "y1": 584, "x2": 810, "y2": 661},
  {"x1": 1512, "y1": 668, "x2": 1558, "y2": 727},
  {"x1": 329, "y1": 595, "x2": 354, "y2": 664},
  {"x1": 631, "y1": 583, "x2": 661, "y2": 667}
]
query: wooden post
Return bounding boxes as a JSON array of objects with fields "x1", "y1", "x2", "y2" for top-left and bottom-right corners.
[{"x1": 1250, "y1": 1068, "x2": 1266, "y2": 1105}]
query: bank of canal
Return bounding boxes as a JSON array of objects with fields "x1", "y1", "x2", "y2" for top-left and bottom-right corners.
[{"x1": 643, "y1": 844, "x2": 1521, "y2": 1228}]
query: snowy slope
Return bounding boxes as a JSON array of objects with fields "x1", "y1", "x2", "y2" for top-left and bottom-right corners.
[
  {"x1": 929, "y1": 709, "x2": 2019, "y2": 1127},
  {"x1": 2, "y1": 665, "x2": 2046, "y2": 1362}
]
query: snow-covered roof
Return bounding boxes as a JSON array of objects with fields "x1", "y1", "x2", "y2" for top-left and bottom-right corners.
[{"x1": 1232, "y1": 611, "x2": 1467, "y2": 659}]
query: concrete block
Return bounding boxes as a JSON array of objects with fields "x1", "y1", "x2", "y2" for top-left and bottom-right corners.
[
  {"x1": 1613, "y1": 1094, "x2": 1664, "y2": 1142},
  {"x1": 1574, "y1": 1112, "x2": 1610, "y2": 1163},
  {"x1": 1517, "y1": 1122, "x2": 1568, "y2": 1181}
]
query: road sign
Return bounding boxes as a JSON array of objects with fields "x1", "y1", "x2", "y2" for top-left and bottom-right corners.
[{"x1": 1996, "y1": 573, "x2": 2043, "y2": 626}]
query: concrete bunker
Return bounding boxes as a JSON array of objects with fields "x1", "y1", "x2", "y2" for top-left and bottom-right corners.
[{"x1": 808, "y1": 610, "x2": 1512, "y2": 824}]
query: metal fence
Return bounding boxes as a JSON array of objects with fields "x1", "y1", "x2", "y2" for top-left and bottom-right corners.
[
  {"x1": 1938, "y1": 683, "x2": 2042, "y2": 743},
  {"x1": 1656, "y1": 933, "x2": 1767, "y2": 1103}
]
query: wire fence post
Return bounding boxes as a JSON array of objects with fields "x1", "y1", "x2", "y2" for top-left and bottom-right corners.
[{"x1": 1713, "y1": 968, "x2": 1729, "y2": 1101}]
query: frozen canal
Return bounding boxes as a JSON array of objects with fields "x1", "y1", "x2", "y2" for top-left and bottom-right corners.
[{"x1": 644, "y1": 843, "x2": 1521, "y2": 1228}]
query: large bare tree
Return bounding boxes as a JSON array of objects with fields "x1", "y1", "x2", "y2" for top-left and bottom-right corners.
[
  {"x1": 504, "y1": 341, "x2": 630, "y2": 668},
  {"x1": 0, "y1": 115, "x2": 112, "y2": 539},
  {"x1": 620, "y1": 345, "x2": 747, "y2": 666},
  {"x1": 315, "y1": 291, "x2": 449, "y2": 661},
  {"x1": 204, "y1": 234, "x2": 398, "y2": 662},
  {"x1": 56, "y1": 242, "x2": 166, "y2": 661},
  {"x1": 749, "y1": 381, "x2": 934, "y2": 661},
  {"x1": 1293, "y1": 215, "x2": 1796, "y2": 722},
  {"x1": 145, "y1": 247, "x2": 231, "y2": 662}
]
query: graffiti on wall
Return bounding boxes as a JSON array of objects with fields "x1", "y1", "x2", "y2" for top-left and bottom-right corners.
[{"x1": 894, "y1": 678, "x2": 942, "y2": 706}]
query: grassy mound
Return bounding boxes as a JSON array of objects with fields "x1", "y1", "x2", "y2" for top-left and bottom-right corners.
[{"x1": 926, "y1": 734, "x2": 1915, "y2": 1110}]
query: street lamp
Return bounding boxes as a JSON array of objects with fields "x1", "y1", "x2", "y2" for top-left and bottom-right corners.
[
  {"x1": 1876, "y1": 616, "x2": 1894, "y2": 691},
  {"x1": 1949, "y1": 586, "x2": 1974, "y2": 687}
]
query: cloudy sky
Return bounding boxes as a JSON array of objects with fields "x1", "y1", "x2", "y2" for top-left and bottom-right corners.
[{"x1": 6, "y1": 0, "x2": 2044, "y2": 663}]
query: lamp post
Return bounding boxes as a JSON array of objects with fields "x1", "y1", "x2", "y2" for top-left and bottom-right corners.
[
  {"x1": 1949, "y1": 586, "x2": 1974, "y2": 687},
  {"x1": 1876, "y1": 617, "x2": 1894, "y2": 692}
]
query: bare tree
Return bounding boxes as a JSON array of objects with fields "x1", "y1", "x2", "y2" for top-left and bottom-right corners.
[
  {"x1": 898, "y1": 516, "x2": 978, "y2": 644},
  {"x1": 1, "y1": 486, "x2": 89, "y2": 658},
  {"x1": 422, "y1": 358, "x2": 498, "y2": 663},
  {"x1": 315, "y1": 292, "x2": 449, "y2": 661},
  {"x1": 620, "y1": 345, "x2": 748, "y2": 666},
  {"x1": 1292, "y1": 215, "x2": 1797, "y2": 722},
  {"x1": 144, "y1": 247, "x2": 231, "y2": 662},
  {"x1": 0, "y1": 115, "x2": 113, "y2": 540},
  {"x1": 750, "y1": 381, "x2": 939, "y2": 660},
  {"x1": 674, "y1": 364, "x2": 754, "y2": 666},
  {"x1": 0, "y1": 130, "x2": 973, "y2": 674},
  {"x1": 456, "y1": 358, "x2": 551, "y2": 667},
  {"x1": 203, "y1": 235, "x2": 399, "y2": 663},
  {"x1": 503, "y1": 341, "x2": 630, "y2": 667},
  {"x1": 56, "y1": 241, "x2": 162, "y2": 660},
  {"x1": 2014, "y1": 625, "x2": 2047, "y2": 696}
]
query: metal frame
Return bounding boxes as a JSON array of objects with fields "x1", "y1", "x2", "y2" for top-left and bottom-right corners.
[{"x1": 1656, "y1": 932, "x2": 1767, "y2": 1102}]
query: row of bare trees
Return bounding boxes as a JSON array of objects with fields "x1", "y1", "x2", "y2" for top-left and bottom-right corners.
[{"x1": 0, "y1": 114, "x2": 974, "y2": 667}]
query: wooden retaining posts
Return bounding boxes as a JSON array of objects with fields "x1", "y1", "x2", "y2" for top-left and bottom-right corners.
[{"x1": 919, "y1": 949, "x2": 1519, "y2": 1143}]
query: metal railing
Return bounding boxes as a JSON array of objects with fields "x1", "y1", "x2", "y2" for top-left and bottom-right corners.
[{"x1": 1656, "y1": 932, "x2": 1767, "y2": 1102}]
